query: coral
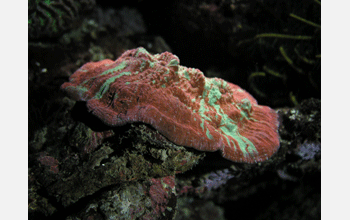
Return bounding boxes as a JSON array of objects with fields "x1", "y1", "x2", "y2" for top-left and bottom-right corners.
[
  {"x1": 61, "y1": 47, "x2": 279, "y2": 163},
  {"x1": 28, "y1": 0, "x2": 96, "y2": 39}
]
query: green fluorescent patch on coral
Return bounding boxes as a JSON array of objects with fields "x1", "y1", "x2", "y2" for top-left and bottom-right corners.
[
  {"x1": 94, "y1": 72, "x2": 131, "y2": 99},
  {"x1": 195, "y1": 77, "x2": 258, "y2": 157},
  {"x1": 168, "y1": 59, "x2": 179, "y2": 67},
  {"x1": 101, "y1": 61, "x2": 127, "y2": 75}
]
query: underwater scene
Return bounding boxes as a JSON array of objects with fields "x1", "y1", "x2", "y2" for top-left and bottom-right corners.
[{"x1": 28, "y1": 0, "x2": 320, "y2": 219}]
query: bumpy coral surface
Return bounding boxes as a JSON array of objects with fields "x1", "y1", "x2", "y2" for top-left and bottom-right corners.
[{"x1": 61, "y1": 47, "x2": 279, "y2": 163}]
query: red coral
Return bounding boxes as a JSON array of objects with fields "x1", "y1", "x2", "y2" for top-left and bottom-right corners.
[{"x1": 61, "y1": 47, "x2": 279, "y2": 163}]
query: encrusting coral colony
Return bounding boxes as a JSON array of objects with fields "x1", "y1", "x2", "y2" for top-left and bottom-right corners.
[{"x1": 61, "y1": 47, "x2": 280, "y2": 163}]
